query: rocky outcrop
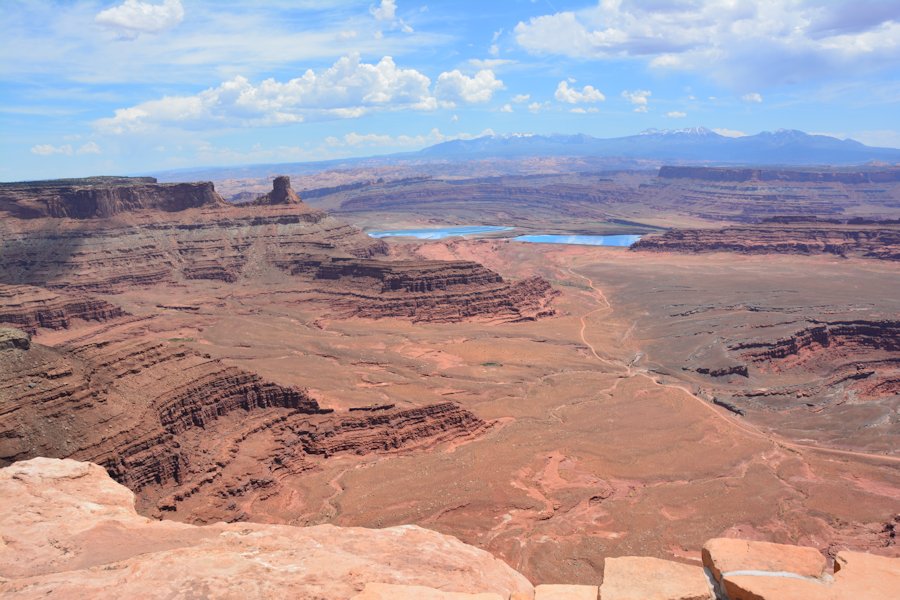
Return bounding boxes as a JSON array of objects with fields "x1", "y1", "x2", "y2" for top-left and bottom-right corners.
[
  {"x1": 0, "y1": 177, "x2": 226, "y2": 219},
  {"x1": 0, "y1": 283, "x2": 126, "y2": 334},
  {"x1": 0, "y1": 335, "x2": 487, "y2": 518},
  {"x1": 686, "y1": 319, "x2": 900, "y2": 421},
  {"x1": 331, "y1": 274, "x2": 557, "y2": 323},
  {"x1": 728, "y1": 320, "x2": 900, "y2": 402},
  {"x1": 298, "y1": 402, "x2": 487, "y2": 458},
  {"x1": 301, "y1": 258, "x2": 557, "y2": 322},
  {"x1": 702, "y1": 537, "x2": 900, "y2": 600},
  {"x1": 0, "y1": 458, "x2": 532, "y2": 599},
  {"x1": 632, "y1": 225, "x2": 900, "y2": 260},
  {"x1": 314, "y1": 259, "x2": 503, "y2": 292},
  {"x1": 0, "y1": 335, "x2": 317, "y2": 485},
  {"x1": 0, "y1": 327, "x2": 30, "y2": 351},
  {"x1": 251, "y1": 175, "x2": 303, "y2": 205},
  {"x1": 3, "y1": 459, "x2": 898, "y2": 599},
  {"x1": 733, "y1": 320, "x2": 900, "y2": 365}
]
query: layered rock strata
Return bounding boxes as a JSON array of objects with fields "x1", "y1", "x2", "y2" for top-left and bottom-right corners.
[
  {"x1": 642, "y1": 167, "x2": 900, "y2": 222},
  {"x1": 3, "y1": 459, "x2": 898, "y2": 599},
  {"x1": 632, "y1": 225, "x2": 900, "y2": 260},
  {"x1": 733, "y1": 320, "x2": 900, "y2": 365},
  {"x1": 0, "y1": 177, "x2": 226, "y2": 219},
  {"x1": 0, "y1": 332, "x2": 487, "y2": 519},
  {"x1": 686, "y1": 319, "x2": 899, "y2": 428},
  {"x1": 0, "y1": 204, "x2": 385, "y2": 291},
  {"x1": 0, "y1": 283, "x2": 126, "y2": 334},
  {"x1": 0, "y1": 177, "x2": 555, "y2": 323},
  {"x1": 313, "y1": 260, "x2": 558, "y2": 322}
]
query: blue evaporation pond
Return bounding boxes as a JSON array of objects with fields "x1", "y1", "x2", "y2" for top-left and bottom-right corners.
[
  {"x1": 367, "y1": 226, "x2": 512, "y2": 240},
  {"x1": 512, "y1": 234, "x2": 642, "y2": 247}
]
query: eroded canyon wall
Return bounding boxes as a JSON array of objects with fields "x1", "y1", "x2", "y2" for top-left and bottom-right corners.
[{"x1": 0, "y1": 176, "x2": 556, "y2": 323}]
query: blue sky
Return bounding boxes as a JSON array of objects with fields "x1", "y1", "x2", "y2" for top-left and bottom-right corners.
[{"x1": 2, "y1": 0, "x2": 899, "y2": 180}]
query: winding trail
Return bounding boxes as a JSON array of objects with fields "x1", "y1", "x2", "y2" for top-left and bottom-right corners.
[
  {"x1": 566, "y1": 264, "x2": 900, "y2": 466},
  {"x1": 564, "y1": 268, "x2": 625, "y2": 371}
]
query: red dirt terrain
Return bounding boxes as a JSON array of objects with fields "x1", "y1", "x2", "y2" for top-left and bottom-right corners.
[{"x1": 0, "y1": 172, "x2": 897, "y2": 588}]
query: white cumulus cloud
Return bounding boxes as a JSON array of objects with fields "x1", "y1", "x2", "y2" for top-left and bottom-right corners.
[
  {"x1": 622, "y1": 89, "x2": 651, "y2": 112},
  {"x1": 666, "y1": 111, "x2": 687, "y2": 118},
  {"x1": 95, "y1": 0, "x2": 184, "y2": 38},
  {"x1": 742, "y1": 92, "x2": 763, "y2": 103},
  {"x1": 370, "y1": 0, "x2": 413, "y2": 33},
  {"x1": 370, "y1": 0, "x2": 396, "y2": 21},
  {"x1": 78, "y1": 141, "x2": 102, "y2": 154},
  {"x1": 513, "y1": 1, "x2": 900, "y2": 88},
  {"x1": 31, "y1": 144, "x2": 73, "y2": 156},
  {"x1": 434, "y1": 69, "x2": 504, "y2": 106},
  {"x1": 96, "y1": 54, "x2": 439, "y2": 132},
  {"x1": 555, "y1": 81, "x2": 605, "y2": 104}
]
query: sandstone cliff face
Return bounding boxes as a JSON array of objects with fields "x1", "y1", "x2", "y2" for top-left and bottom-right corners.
[
  {"x1": 0, "y1": 177, "x2": 226, "y2": 219},
  {"x1": 0, "y1": 283, "x2": 126, "y2": 334},
  {"x1": 0, "y1": 205, "x2": 385, "y2": 291},
  {"x1": 310, "y1": 259, "x2": 557, "y2": 322},
  {"x1": 0, "y1": 332, "x2": 488, "y2": 519},
  {"x1": 0, "y1": 458, "x2": 533, "y2": 600},
  {"x1": 314, "y1": 258, "x2": 504, "y2": 292},
  {"x1": 734, "y1": 320, "x2": 900, "y2": 365},
  {"x1": 333, "y1": 275, "x2": 557, "y2": 323},
  {"x1": 632, "y1": 225, "x2": 900, "y2": 260},
  {"x1": 727, "y1": 319, "x2": 900, "y2": 404}
]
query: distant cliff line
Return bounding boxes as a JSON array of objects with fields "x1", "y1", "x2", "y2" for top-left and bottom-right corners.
[{"x1": 658, "y1": 165, "x2": 900, "y2": 183}]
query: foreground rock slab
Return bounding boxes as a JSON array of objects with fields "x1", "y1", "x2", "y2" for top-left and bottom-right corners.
[
  {"x1": 0, "y1": 458, "x2": 533, "y2": 600},
  {"x1": 705, "y1": 537, "x2": 900, "y2": 600},
  {"x1": 601, "y1": 556, "x2": 712, "y2": 600},
  {"x1": 724, "y1": 551, "x2": 900, "y2": 600},
  {"x1": 533, "y1": 584, "x2": 598, "y2": 599},
  {"x1": 352, "y1": 583, "x2": 506, "y2": 599},
  {"x1": 703, "y1": 538, "x2": 827, "y2": 583}
]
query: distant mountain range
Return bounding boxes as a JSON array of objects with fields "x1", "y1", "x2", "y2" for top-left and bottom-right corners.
[
  {"x1": 150, "y1": 128, "x2": 900, "y2": 182},
  {"x1": 416, "y1": 128, "x2": 900, "y2": 165}
]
